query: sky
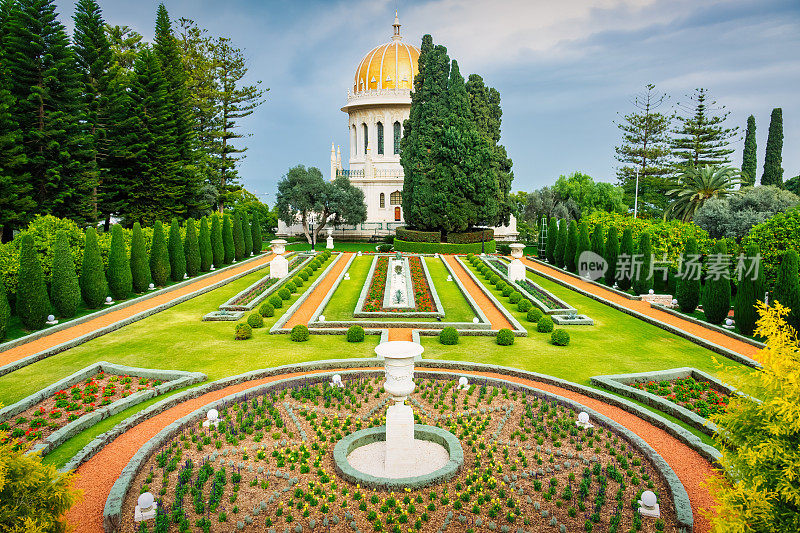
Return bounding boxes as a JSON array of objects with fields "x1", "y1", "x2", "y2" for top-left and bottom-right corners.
[{"x1": 54, "y1": 0, "x2": 800, "y2": 204}]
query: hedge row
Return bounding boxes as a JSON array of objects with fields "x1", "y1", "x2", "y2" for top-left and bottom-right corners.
[
  {"x1": 446, "y1": 229, "x2": 494, "y2": 244},
  {"x1": 393, "y1": 239, "x2": 496, "y2": 254},
  {"x1": 395, "y1": 227, "x2": 441, "y2": 243}
]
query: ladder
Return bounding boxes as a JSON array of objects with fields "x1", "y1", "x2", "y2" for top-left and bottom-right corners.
[{"x1": 538, "y1": 216, "x2": 548, "y2": 258}]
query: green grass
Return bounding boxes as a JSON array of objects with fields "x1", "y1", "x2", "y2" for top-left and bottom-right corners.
[
  {"x1": 321, "y1": 255, "x2": 371, "y2": 320},
  {"x1": 424, "y1": 257, "x2": 475, "y2": 322},
  {"x1": 287, "y1": 241, "x2": 381, "y2": 252}
]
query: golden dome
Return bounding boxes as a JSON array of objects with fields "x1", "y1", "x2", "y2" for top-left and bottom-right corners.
[{"x1": 352, "y1": 14, "x2": 419, "y2": 94}]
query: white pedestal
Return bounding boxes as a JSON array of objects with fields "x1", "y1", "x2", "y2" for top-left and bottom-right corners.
[
  {"x1": 508, "y1": 259, "x2": 525, "y2": 283},
  {"x1": 270, "y1": 254, "x2": 289, "y2": 279},
  {"x1": 385, "y1": 403, "x2": 416, "y2": 477},
  {"x1": 326, "y1": 236, "x2": 334, "y2": 249},
  {"x1": 134, "y1": 503, "x2": 157, "y2": 522},
  {"x1": 638, "y1": 502, "x2": 660, "y2": 518}
]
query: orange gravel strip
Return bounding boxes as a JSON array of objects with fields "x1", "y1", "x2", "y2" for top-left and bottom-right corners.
[
  {"x1": 0, "y1": 254, "x2": 275, "y2": 367},
  {"x1": 284, "y1": 253, "x2": 353, "y2": 329},
  {"x1": 388, "y1": 328, "x2": 414, "y2": 341},
  {"x1": 441, "y1": 255, "x2": 514, "y2": 331},
  {"x1": 520, "y1": 257, "x2": 761, "y2": 362}
]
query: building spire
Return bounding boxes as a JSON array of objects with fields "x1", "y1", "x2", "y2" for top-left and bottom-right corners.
[{"x1": 392, "y1": 11, "x2": 402, "y2": 41}]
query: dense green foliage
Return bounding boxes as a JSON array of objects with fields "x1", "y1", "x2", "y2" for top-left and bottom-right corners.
[
  {"x1": 666, "y1": 165, "x2": 741, "y2": 222},
  {"x1": 232, "y1": 211, "x2": 245, "y2": 261},
  {"x1": 290, "y1": 324, "x2": 309, "y2": 342},
  {"x1": 526, "y1": 308, "x2": 543, "y2": 323},
  {"x1": 107, "y1": 224, "x2": 131, "y2": 300},
  {"x1": 247, "y1": 312, "x2": 263, "y2": 328},
  {"x1": 241, "y1": 210, "x2": 252, "y2": 257},
  {"x1": 701, "y1": 240, "x2": 731, "y2": 324},
  {"x1": 554, "y1": 219, "x2": 568, "y2": 267},
  {"x1": 734, "y1": 243, "x2": 764, "y2": 336},
  {"x1": 392, "y1": 239, "x2": 496, "y2": 254},
  {"x1": 773, "y1": 250, "x2": 800, "y2": 331},
  {"x1": 741, "y1": 115, "x2": 757, "y2": 186},
  {"x1": 741, "y1": 210, "x2": 800, "y2": 289},
  {"x1": 604, "y1": 226, "x2": 620, "y2": 286},
  {"x1": 761, "y1": 108, "x2": 783, "y2": 187},
  {"x1": 395, "y1": 228, "x2": 441, "y2": 243},
  {"x1": 129, "y1": 222, "x2": 149, "y2": 293},
  {"x1": 16, "y1": 235, "x2": 50, "y2": 330},
  {"x1": 590, "y1": 223, "x2": 604, "y2": 257},
  {"x1": 617, "y1": 228, "x2": 634, "y2": 291},
  {"x1": 79, "y1": 227, "x2": 107, "y2": 308},
  {"x1": 184, "y1": 218, "x2": 201, "y2": 278},
  {"x1": 632, "y1": 232, "x2": 653, "y2": 295},
  {"x1": 211, "y1": 214, "x2": 224, "y2": 268},
  {"x1": 268, "y1": 295, "x2": 282, "y2": 309},
  {"x1": 51, "y1": 231, "x2": 81, "y2": 318},
  {"x1": 234, "y1": 321, "x2": 251, "y2": 340},
  {"x1": 250, "y1": 211, "x2": 262, "y2": 253},
  {"x1": 694, "y1": 186, "x2": 798, "y2": 241},
  {"x1": 537, "y1": 315, "x2": 554, "y2": 333},
  {"x1": 546, "y1": 218, "x2": 558, "y2": 263},
  {"x1": 222, "y1": 214, "x2": 234, "y2": 264},
  {"x1": 496, "y1": 328, "x2": 514, "y2": 346},
  {"x1": 149, "y1": 221, "x2": 170, "y2": 286},
  {"x1": 346, "y1": 325, "x2": 364, "y2": 343},
  {"x1": 0, "y1": 276, "x2": 9, "y2": 340},
  {"x1": 565, "y1": 220, "x2": 578, "y2": 272},
  {"x1": 670, "y1": 88, "x2": 737, "y2": 168},
  {"x1": 167, "y1": 218, "x2": 186, "y2": 282},
  {"x1": 574, "y1": 221, "x2": 590, "y2": 273},
  {"x1": 198, "y1": 217, "x2": 212, "y2": 271},
  {"x1": 676, "y1": 238, "x2": 701, "y2": 313},
  {"x1": 551, "y1": 329, "x2": 570, "y2": 346},
  {"x1": 258, "y1": 302, "x2": 274, "y2": 318}
]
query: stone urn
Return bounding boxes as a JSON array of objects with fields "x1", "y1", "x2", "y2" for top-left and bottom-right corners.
[
  {"x1": 509, "y1": 243, "x2": 525, "y2": 259},
  {"x1": 376, "y1": 341, "x2": 423, "y2": 404},
  {"x1": 270, "y1": 239, "x2": 287, "y2": 255}
]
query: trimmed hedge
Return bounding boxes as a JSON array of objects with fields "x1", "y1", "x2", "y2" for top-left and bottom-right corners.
[
  {"x1": 285, "y1": 282, "x2": 297, "y2": 293},
  {"x1": 268, "y1": 295, "x2": 283, "y2": 309},
  {"x1": 396, "y1": 227, "x2": 441, "y2": 243},
  {"x1": 251, "y1": 211, "x2": 263, "y2": 254},
  {"x1": 439, "y1": 326, "x2": 459, "y2": 345},
  {"x1": 51, "y1": 230, "x2": 80, "y2": 318},
  {"x1": 393, "y1": 239, "x2": 496, "y2": 254},
  {"x1": 149, "y1": 221, "x2": 170, "y2": 287},
  {"x1": 278, "y1": 288, "x2": 291, "y2": 300},
  {"x1": 526, "y1": 307, "x2": 543, "y2": 322},
  {"x1": 130, "y1": 222, "x2": 150, "y2": 293},
  {"x1": 551, "y1": 329, "x2": 570, "y2": 346},
  {"x1": 17, "y1": 234, "x2": 50, "y2": 329},
  {"x1": 222, "y1": 214, "x2": 234, "y2": 264},
  {"x1": 198, "y1": 217, "x2": 213, "y2": 272},
  {"x1": 446, "y1": 228, "x2": 494, "y2": 244},
  {"x1": 232, "y1": 211, "x2": 245, "y2": 261},
  {"x1": 346, "y1": 325, "x2": 364, "y2": 343},
  {"x1": 107, "y1": 224, "x2": 132, "y2": 300},
  {"x1": 496, "y1": 328, "x2": 515, "y2": 346},
  {"x1": 247, "y1": 312, "x2": 264, "y2": 328},
  {"x1": 292, "y1": 276, "x2": 303, "y2": 287},
  {"x1": 167, "y1": 218, "x2": 186, "y2": 282},
  {"x1": 184, "y1": 218, "x2": 201, "y2": 278},
  {"x1": 241, "y1": 210, "x2": 253, "y2": 257},
  {"x1": 211, "y1": 215, "x2": 224, "y2": 268},
  {"x1": 80, "y1": 227, "x2": 107, "y2": 308},
  {"x1": 234, "y1": 322, "x2": 252, "y2": 340},
  {"x1": 0, "y1": 276, "x2": 9, "y2": 340},
  {"x1": 290, "y1": 324, "x2": 309, "y2": 342},
  {"x1": 517, "y1": 299, "x2": 532, "y2": 312},
  {"x1": 537, "y1": 315, "x2": 554, "y2": 333},
  {"x1": 259, "y1": 302, "x2": 275, "y2": 317}
]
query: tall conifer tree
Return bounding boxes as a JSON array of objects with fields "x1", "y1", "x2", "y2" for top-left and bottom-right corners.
[
  {"x1": 198, "y1": 216, "x2": 212, "y2": 271},
  {"x1": 129, "y1": 222, "x2": 149, "y2": 292},
  {"x1": 676, "y1": 237, "x2": 701, "y2": 313},
  {"x1": 554, "y1": 219, "x2": 568, "y2": 268},
  {"x1": 774, "y1": 249, "x2": 800, "y2": 330},
  {"x1": 741, "y1": 115, "x2": 757, "y2": 187},
  {"x1": 761, "y1": 108, "x2": 784, "y2": 187},
  {"x1": 734, "y1": 243, "x2": 764, "y2": 336},
  {"x1": 149, "y1": 220, "x2": 170, "y2": 286},
  {"x1": 565, "y1": 220, "x2": 578, "y2": 272},
  {"x1": 574, "y1": 221, "x2": 591, "y2": 273},
  {"x1": 702, "y1": 240, "x2": 731, "y2": 325},
  {"x1": 250, "y1": 211, "x2": 262, "y2": 254},
  {"x1": 633, "y1": 232, "x2": 653, "y2": 295},
  {"x1": 618, "y1": 228, "x2": 634, "y2": 291},
  {"x1": 222, "y1": 214, "x2": 234, "y2": 264},
  {"x1": 241, "y1": 210, "x2": 252, "y2": 256},
  {"x1": 232, "y1": 211, "x2": 245, "y2": 261},
  {"x1": 0, "y1": 274, "x2": 10, "y2": 340},
  {"x1": 604, "y1": 226, "x2": 620, "y2": 286},
  {"x1": 168, "y1": 218, "x2": 186, "y2": 281},
  {"x1": 51, "y1": 230, "x2": 80, "y2": 318},
  {"x1": 670, "y1": 88, "x2": 738, "y2": 168},
  {"x1": 184, "y1": 218, "x2": 200, "y2": 277},
  {"x1": 79, "y1": 226, "x2": 107, "y2": 308},
  {"x1": 211, "y1": 213, "x2": 224, "y2": 267},
  {"x1": 107, "y1": 223, "x2": 131, "y2": 300},
  {"x1": 17, "y1": 234, "x2": 50, "y2": 330},
  {"x1": 590, "y1": 223, "x2": 604, "y2": 257},
  {"x1": 546, "y1": 217, "x2": 558, "y2": 264}
]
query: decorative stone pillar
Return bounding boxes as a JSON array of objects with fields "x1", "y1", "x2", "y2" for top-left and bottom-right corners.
[
  {"x1": 270, "y1": 239, "x2": 289, "y2": 279},
  {"x1": 375, "y1": 341, "x2": 424, "y2": 477},
  {"x1": 508, "y1": 243, "x2": 526, "y2": 283},
  {"x1": 326, "y1": 228, "x2": 334, "y2": 250}
]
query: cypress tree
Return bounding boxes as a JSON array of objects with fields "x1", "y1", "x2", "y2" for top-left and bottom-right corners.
[
  {"x1": 761, "y1": 108, "x2": 783, "y2": 187},
  {"x1": 168, "y1": 218, "x2": 186, "y2": 281},
  {"x1": 250, "y1": 211, "x2": 262, "y2": 254},
  {"x1": 149, "y1": 220, "x2": 170, "y2": 286},
  {"x1": 554, "y1": 219, "x2": 568, "y2": 268},
  {"x1": 241, "y1": 210, "x2": 253, "y2": 257},
  {"x1": 107, "y1": 224, "x2": 131, "y2": 300},
  {"x1": 702, "y1": 240, "x2": 731, "y2": 324},
  {"x1": 198, "y1": 216, "x2": 212, "y2": 271},
  {"x1": 184, "y1": 218, "x2": 200, "y2": 277},
  {"x1": 632, "y1": 232, "x2": 653, "y2": 294},
  {"x1": 618, "y1": 228, "x2": 634, "y2": 291},
  {"x1": 80, "y1": 226, "x2": 107, "y2": 308},
  {"x1": 774, "y1": 249, "x2": 800, "y2": 331},
  {"x1": 130, "y1": 222, "x2": 150, "y2": 292},
  {"x1": 17, "y1": 234, "x2": 50, "y2": 329},
  {"x1": 232, "y1": 211, "x2": 245, "y2": 261},
  {"x1": 211, "y1": 214, "x2": 224, "y2": 267},
  {"x1": 574, "y1": 221, "x2": 591, "y2": 274},
  {"x1": 222, "y1": 214, "x2": 234, "y2": 264},
  {"x1": 590, "y1": 223, "x2": 604, "y2": 257},
  {"x1": 565, "y1": 220, "x2": 578, "y2": 272},
  {"x1": 741, "y1": 115, "x2": 757, "y2": 186},
  {"x1": 676, "y1": 237, "x2": 701, "y2": 313},
  {"x1": 51, "y1": 230, "x2": 80, "y2": 318},
  {"x1": 0, "y1": 274, "x2": 10, "y2": 340},
  {"x1": 604, "y1": 226, "x2": 620, "y2": 286},
  {"x1": 734, "y1": 243, "x2": 762, "y2": 336},
  {"x1": 546, "y1": 217, "x2": 558, "y2": 263}
]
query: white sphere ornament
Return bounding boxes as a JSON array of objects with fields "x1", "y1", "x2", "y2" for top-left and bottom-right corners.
[
  {"x1": 149, "y1": 283, "x2": 155, "y2": 289},
  {"x1": 458, "y1": 377, "x2": 469, "y2": 389},
  {"x1": 725, "y1": 318, "x2": 734, "y2": 326},
  {"x1": 641, "y1": 491, "x2": 657, "y2": 508},
  {"x1": 47, "y1": 314, "x2": 55, "y2": 322},
  {"x1": 106, "y1": 296, "x2": 113, "y2": 303},
  {"x1": 319, "y1": 315, "x2": 326, "y2": 322},
  {"x1": 207, "y1": 409, "x2": 218, "y2": 422},
  {"x1": 473, "y1": 317, "x2": 479, "y2": 324},
  {"x1": 672, "y1": 299, "x2": 678, "y2": 306},
  {"x1": 138, "y1": 492, "x2": 155, "y2": 510},
  {"x1": 648, "y1": 289, "x2": 655, "y2": 295},
  {"x1": 578, "y1": 412, "x2": 589, "y2": 424}
]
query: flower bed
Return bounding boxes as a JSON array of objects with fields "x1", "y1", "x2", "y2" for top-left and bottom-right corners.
[
  {"x1": 482, "y1": 257, "x2": 574, "y2": 314},
  {"x1": 629, "y1": 377, "x2": 730, "y2": 418},
  {"x1": 228, "y1": 256, "x2": 307, "y2": 307},
  {"x1": 120, "y1": 376, "x2": 679, "y2": 533},
  {"x1": 362, "y1": 256, "x2": 436, "y2": 313},
  {"x1": 408, "y1": 256, "x2": 435, "y2": 312}
]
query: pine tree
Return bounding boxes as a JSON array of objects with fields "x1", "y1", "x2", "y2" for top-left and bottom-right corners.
[
  {"x1": 604, "y1": 226, "x2": 619, "y2": 286},
  {"x1": 232, "y1": 211, "x2": 245, "y2": 261},
  {"x1": 734, "y1": 243, "x2": 763, "y2": 336},
  {"x1": 618, "y1": 228, "x2": 634, "y2": 291},
  {"x1": 741, "y1": 115, "x2": 757, "y2": 187},
  {"x1": 149, "y1": 220, "x2": 170, "y2": 286},
  {"x1": 80, "y1": 226, "x2": 107, "y2": 308},
  {"x1": 676, "y1": 237, "x2": 701, "y2": 313},
  {"x1": 51, "y1": 230, "x2": 80, "y2": 318},
  {"x1": 184, "y1": 218, "x2": 200, "y2": 277},
  {"x1": 250, "y1": 211, "x2": 262, "y2": 254},
  {"x1": 761, "y1": 108, "x2": 783, "y2": 187},
  {"x1": 574, "y1": 221, "x2": 591, "y2": 274},
  {"x1": 671, "y1": 88, "x2": 738, "y2": 169},
  {"x1": 702, "y1": 240, "x2": 731, "y2": 324},
  {"x1": 222, "y1": 214, "x2": 234, "y2": 264},
  {"x1": 17, "y1": 234, "x2": 50, "y2": 329},
  {"x1": 168, "y1": 218, "x2": 186, "y2": 281},
  {"x1": 106, "y1": 224, "x2": 131, "y2": 300},
  {"x1": 774, "y1": 249, "x2": 800, "y2": 331},
  {"x1": 211, "y1": 214, "x2": 224, "y2": 267},
  {"x1": 129, "y1": 222, "x2": 149, "y2": 292},
  {"x1": 241, "y1": 210, "x2": 253, "y2": 257},
  {"x1": 546, "y1": 217, "x2": 558, "y2": 263},
  {"x1": 554, "y1": 219, "x2": 568, "y2": 268},
  {"x1": 0, "y1": 274, "x2": 10, "y2": 339},
  {"x1": 633, "y1": 232, "x2": 653, "y2": 294},
  {"x1": 565, "y1": 220, "x2": 578, "y2": 272},
  {"x1": 615, "y1": 84, "x2": 673, "y2": 216},
  {"x1": 198, "y1": 216, "x2": 212, "y2": 271},
  {"x1": 590, "y1": 223, "x2": 604, "y2": 257}
]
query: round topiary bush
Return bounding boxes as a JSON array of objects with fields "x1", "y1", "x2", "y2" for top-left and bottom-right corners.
[
  {"x1": 551, "y1": 329, "x2": 570, "y2": 346},
  {"x1": 299, "y1": 270, "x2": 309, "y2": 281},
  {"x1": 293, "y1": 276, "x2": 303, "y2": 287},
  {"x1": 278, "y1": 288, "x2": 291, "y2": 300},
  {"x1": 527, "y1": 308, "x2": 543, "y2": 322},
  {"x1": 496, "y1": 328, "x2": 515, "y2": 346},
  {"x1": 269, "y1": 295, "x2": 283, "y2": 309},
  {"x1": 303, "y1": 267, "x2": 313, "y2": 277},
  {"x1": 346, "y1": 325, "x2": 365, "y2": 343},
  {"x1": 501, "y1": 285, "x2": 513, "y2": 297},
  {"x1": 247, "y1": 313, "x2": 264, "y2": 328},
  {"x1": 284, "y1": 282, "x2": 297, "y2": 293},
  {"x1": 259, "y1": 302, "x2": 275, "y2": 317},
  {"x1": 490, "y1": 274, "x2": 500, "y2": 285},
  {"x1": 235, "y1": 322, "x2": 252, "y2": 340},
  {"x1": 537, "y1": 315, "x2": 554, "y2": 333},
  {"x1": 509, "y1": 291, "x2": 521, "y2": 303},
  {"x1": 518, "y1": 299, "x2": 532, "y2": 312},
  {"x1": 290, "y1": 324, "x2": 309, "y2": 342},
  {"x1": 439, "y1": 326, "x2": 459, "y2": 345},
  {"x1": 310, "y1": 260, "x2": 320, "y2": 270},
  {"x1": 467, "y1": 253, "x2": 474, "y2": 261}
]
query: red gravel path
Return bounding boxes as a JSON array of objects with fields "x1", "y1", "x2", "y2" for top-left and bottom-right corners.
[
  {"x1": 284, "y1": 253, "x2": 354, "y2": 330},
  {"x1": 442, "y1": 255, "x2": 515, "y2": 331}
]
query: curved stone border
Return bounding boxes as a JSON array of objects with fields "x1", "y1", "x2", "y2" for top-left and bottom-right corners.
[
  {"x1": 0, "y1": 361, "x2": 205, "y2": 457},
  {"x1": 0, "y1": 253, "x2": 273, "y2": 378},
  {"x1": 651, "y1": 303, "x2": 766, "y2": 349},
  {"x1": 332, "y1": 424, "x2": 464, "y2": 490},
  {"x1": 482, "y1": 256, "x2": 575, "y2": 314}
]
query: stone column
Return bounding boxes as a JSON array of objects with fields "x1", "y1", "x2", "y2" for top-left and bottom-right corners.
[
  {"x1": 508, "y1": 243, "x2": 526, "y2": 282},
  {"x1": 326, "y1": 228, "x2": 334, "y2": 249},
  {"x1": 270, "y1": 239, "x2": 289, "y2": 279}
]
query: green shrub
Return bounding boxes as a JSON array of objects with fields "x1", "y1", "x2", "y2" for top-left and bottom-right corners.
[
  {"x1": 269, "y1": 295, "x2": 283, "y2": 309},
  {"x1": 517, "y1": 299, "x2": 532, "y2": 312},
  {"x1": 546, "y1": 217, "x2": 558, "y2": 264},
  {"x1": 497, "y1": 243, "x2": 511, "y2": 255},
  {"x1": 466, "y1": 253, "x2": 474, "y2": 261},
  {"x1": 303, "y1": 267, "x2": 313, "y2": 277},
  {"x1": 168, "y1": 218, "x2": 186, "y2": 282},
  {"x1": 247, "y1": 313, "x2": 264, "y2": 328},
  {"x1": 251, "y1": 211, "x2": 263, "y2": 254},
  {"x1": 292, "y1": 276, "x2": 303, "y2": 287},
  {"x1": 310, "y1": 260, "x2": 320, "y2": 270},
  {"x1": 551, "y1": 329, "x2": 570, "y2": 346},
  {"x1": 130, "y1": 222, "x2": 150, "y2": 292},
  {"x1": 80, "y1": 227, "x2": 108, "y2": 308},
  {"x1": 347, "y1": 325, "x2": 365, "y2": 343},
  {"x1": 632, "y1": 232, "x2": 653, "y2": 295},
  {"x1": 377, "y1": 243, "x2": 392, "y2": 252},
  {"x1": 509, "y1": 291, "x2": 521, "y2": 304},
  {"x1": 439, "y1": 326, "x2": 459, "y2": 345},
  {"x1": 290, "y1": 324, "x2": 309, "y2": 342},
  {"x1": 17, "y1": 234, "x2": 50, "y2": 330},
  {"x1": 742, "y1": 210, "x2": 800, "y2": 290},
  {"x1": 555, "y1": 219, "x2": 568, "y2": 268},
  {"x1": 537, "y1": 315, "x2": 554, "y2": 333},
  {"x1": 526, "y1": 307, "x2": 543, "y2": 322},
  {"x1": 446, "y1": 229, "x2": 494, "y2": 244},
  {"x1": 490, "y1": 274, "x2": 500, "y2": 285},
  {"x1": 278, "y1": 288, "x2": 291, "y2": 300},
  {"x1": 199, "y1": 217, "x2": 213, "y2": 272},
  {"x1": 565, "y1": 220, "x2": 578, "y2": 272},
  {"x1": 232, "y1": 212, "x2": 245, "y2": 261},
  {"x1": 149, "y1": 221, "x2": 170, "y2": 286},
  {"x1": 774, "y1": 249, "x2": 800, "y2": 330},
  {"x1": 235, "y1": 322, "x2": 252, "y2": 340},
  {"x1": 0, "y1": 276, "x2": 10, "y2": 340},
  {"x1": 259, "y1": 302, "x2": 275, "y2": 317},
  {"x1": 496, "y1": 328, "x2": 515, "y2": 346},
  {"x1": 393, "y1": 239, "x2": 496, "y2": 254},
  {"x1": 676, "y1": 237, "x2": 701, "y2": 313},
  {"x1": 734, "y1": 244, "x2": 765, "y2": 336},
  {"x1": 184, "y1": 219, "x2": 201, "y2": 278},
  {"x1": 211, "y1": 214, "x2": 224, "y2": 268},
  {"x1": 617, "y1": 228, "x2": 634, "y2": 291},
  {"x1": 241, "y1": 210, "x2": 253, "y2": 257},
  {"x1": 501, "y1": 285, "x2": 513, "y2": 297},
  {"x1": 285, "y1": 282, "x2": 297, "y2": 293},
  {"x1": 604, "y1": 226, "x2": 619, "y2": 286},
  {"x1": 51, "y1": 230, "x2": 80, "y2": 318},
  {"x1": 396, "y1": 227, "x2": 441, "y2": 243},
  {"x1": 299, "y1": 270, "x2": 309, "y2": 281},
  {"x1": 107, "y1": 224, "x2": 132, "y2": 300},
  {"x1": 702, "y1": 240, "x2": 731, "y2": 325},
  {"x1": 222, "y1": 214, "x2": 235, "y2": 264},
  {"x1": 574, "y1": 221, "x2": 590, "y2": 274}
]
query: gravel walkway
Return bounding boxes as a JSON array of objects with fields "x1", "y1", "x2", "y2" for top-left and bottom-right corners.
[
  {"x1": 283, "y1": 253, "x2": 354, "y2": 330},
  {"x1": 441, "y1": 255, "x2": 515, "y2": 330}
]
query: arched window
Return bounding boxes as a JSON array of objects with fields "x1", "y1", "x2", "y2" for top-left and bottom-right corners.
[
  {"x1": 390, "y1": 191, "x2": 402, "y2": 205},
  {"x1": 393, "y1": 122, "x2": 401, "y2": 154},
  {"x1": 362, "y1": 123, "x2": 368, "y2": 154},
  {"x1": 379, "y1": 193, "x2": 385, "y2": 208},
  {"x1": 377, "y1": 122, "x2": 384, "y2": 155}
]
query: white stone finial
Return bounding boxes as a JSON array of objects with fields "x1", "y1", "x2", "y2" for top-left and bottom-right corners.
[
  {"x1": 135, "y1": 492, "x2": 157, "y2": 521},
  {"x1": 638, "y1": 490, "x2": 660, "y2": 517},
  {"x1": 392, "y1": 11, "x2": 402, "y2": 40},
  {"x1": 576, "y1": 411, "x2": 593, "y2": 429},
  {"x1": 458, "y1": 377, "x2": 469, "y2": 390}
]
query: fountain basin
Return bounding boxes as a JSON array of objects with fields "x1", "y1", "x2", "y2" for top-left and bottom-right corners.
[{"x1": 333, "y1": 424, "x2": 463, "y2": 490}]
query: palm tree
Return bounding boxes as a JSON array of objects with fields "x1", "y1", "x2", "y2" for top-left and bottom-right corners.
[{"x1": 665, "y1": 165, "x2": 741, "y2": 222}]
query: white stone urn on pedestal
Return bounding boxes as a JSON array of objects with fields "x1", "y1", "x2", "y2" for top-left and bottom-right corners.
[
  {"x1": 326, "y1": 228, "x2": 334, "y2": 250},
  {"x1": 269, "y1": 239, "x2": 289, "y2": 279},
  {"x1": 508, "y1": 243, "x2": 526, "y2": 282},
  {"x1": 509, "y1": 243, "x2": 525, "y2": 259}
]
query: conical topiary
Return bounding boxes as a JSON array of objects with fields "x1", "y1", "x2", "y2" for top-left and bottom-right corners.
[
  {"x1": 617, "y1": 228, "x2": 634, "y2": 291},
  {"x1": 17, "y1": 234, "x2": 51, "y2": 329},
  {"x1": 211, "y1": 214, "x2": 224, "y2": 268},
  {"x1": 546, "y1": 217, "x2": 558, "y2": 263},
  {"x1": 574, "y1": 221, "x2": 590, "y2": 274},
  {"x1": 734, "y1": 243, "x2": 763, "y2": 336},
  {"x1": 0, "y1": 275, "x2": 10, "y2": 340},
  {"x1": 80, "y1": 227, "x2": 108, "y2": 309},
  {"x1": 107, "y1": 224, "x2": 132, "y2": 300},
  {"x1": 604, "y1": 226, "x2": 619, "y2": 286},
  {"x1": 168, "y1": 218, "x2": 186, "y2": 281},
  {"x1": 554, "y1": 219, "x2": 568, "y2": 268},
  {"x1": 199, "y1": 217, "x2": 213, "y2": 271},
  {"x1": 149, "y1": 221, "x2": 170, "y2": 286},
  {"x1": 632, "y1": 232, "x2": 653, "y2": 295},
  {"x1": 241, "y1": 210, "x2": 253, "y2": 257},
  {"x1": 702, "y1": 240, "x2": 731, "y2": 325},
  {"x1": 676, "y1": 237, "x2": 701, "y2": 313},
  {"x1": 222, "y1": 214, "x2": 235, "y2": 264},
  {"x1": 130, "y1": 222, "x2": 150, "y2": 293},
  {"x1": 774, "y1": 249, "x2": 800, "y2": 331},
  {"x1": 232, "y1": 211, "x2": 245, "y2": 261},
  {"x1": 590, "y1": 223, "x2": 604, "y2": 257},
  {"x1": 565, "y1": 220, "x2": 578, "y2": 272},
  {"x1": 251, "y1": 211, "x2": 262, "y2": 254},
  {"x1": 184, "y1": 218, "x2": 201, "y2": 278},
  {"x1": 51, "y1": 230, "x2": 81, "y2": 318}
]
